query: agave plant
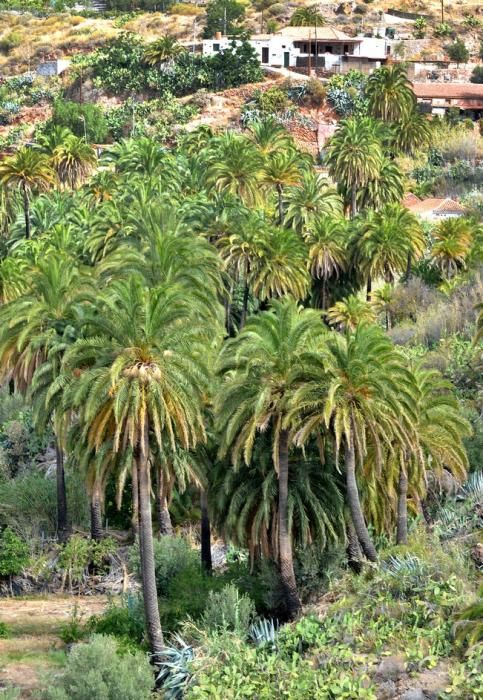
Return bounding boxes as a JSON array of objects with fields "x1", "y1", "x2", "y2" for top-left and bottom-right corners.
[
  {"x1": 153, "y1": 635, "x2": 195, "y2": 700},
  {"x1": 249, "y1": 618, "x2": 279, "y2": 649},
  {"x1": 453, "y1": 586, "x2": 483, "y2": 648}
]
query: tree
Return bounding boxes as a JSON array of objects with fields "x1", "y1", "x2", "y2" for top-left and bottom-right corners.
[
  {"x1": 366, "y1": 64, "x2": 416, "y2": 122},
  {"x1": 470, "y1": 66, "x2": 483, "y2": 84},
  {"x1": 262, "y1": 149, "x2": 304, "y2": 224},
  {"x1": 284, "y1": 171, "x2": 342, "y2": 232},
  {"x1": 216, "y1": 299, "x2": 325, "y2": 618},
  {"x1": 144, "y1": 36, "x2": 185, "y2": 65},
  {"x1": 0, "y1": 148, "x2": 55, "y2": 238},
  {"x1": 303, "y1": 216, "x2": 348, "y2": 310},
  {"x1": 247, "y1": 117, "x2": 293, "y2": 156},
  {"x1": 203, "y1": 0, "x2": 245, "y2": 39},
  {"x1": 391, "y1": 110, "x2": 431, "y2": 156},
  {"x1": 325, "y1": 118, "x2": 383, "y2": 218},
  {"x1": 326, "y1": 295, "x2": 375, "y2": 331},
  {"x1": 51, "y1": 135, "x2": 97, "y2": 189},
  {"x1": 50, "y1": 99, "x2": 108, "y2": 143},
  {"x1": 292, "y1": 325, "x2": 416, "y2": 562},
  {"x1": 289, "y1": 5, "x2": 325, "y2": 26},
  {"x1": 356, "y1": 157, "x2": 404, "y2": 212},
  {"x1": 430, "y1": 218, "x2": 474, "y2": 279},
  {"x1": 207, "y1": 132, "x2": 263, "y2": 206},
  {"x1": 446, "y1": 39, "x2": 469, "y2": 66},
  {"x1": 63, "y1": 276, "x2": 217, "y2": 654}
]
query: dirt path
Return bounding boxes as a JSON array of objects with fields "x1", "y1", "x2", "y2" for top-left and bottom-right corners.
[{"x1": 0, "y1": 595, "x2": 110, "y2": 698}]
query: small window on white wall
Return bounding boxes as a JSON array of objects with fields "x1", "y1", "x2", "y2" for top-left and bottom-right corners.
[{"x1": 213, "y1": 43, "x2": 220, "y2": 51}]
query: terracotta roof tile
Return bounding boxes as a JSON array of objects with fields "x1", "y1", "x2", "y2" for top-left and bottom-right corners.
[
  {"x1": 405, "y1": 197, "x2": 466, "y2": 215},
  {"x1": 412, "y1": 83, "x2": 483, "y2": 99}
]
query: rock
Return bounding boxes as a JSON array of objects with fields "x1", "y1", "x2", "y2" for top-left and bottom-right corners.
[
  {"x1": 400, "y1": 691, "x2": 426, "y2": 700},
  {"x1": 374, "y1": 656, "x2": 406, "y2": 682},
  {"x1": 376, "y1": 680, "x2": 397, "y2": 699},
  {"x1": 471, "y1": 542, "x2": 483, "y2": 568},
  {"x1": 335, "y1": 1, "x2": 355, "y2": 15}
]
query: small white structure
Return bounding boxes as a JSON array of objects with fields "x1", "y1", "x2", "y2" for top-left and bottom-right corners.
[
  {"x1": 36, "y1": 58, "x2": 71, "y2": 78},
  {"x1": 403, "y1": 194, "x2": 466, "y2": 221},
  {"x1": 202, "y1": 27, "x2": 392, "y2": 73}
]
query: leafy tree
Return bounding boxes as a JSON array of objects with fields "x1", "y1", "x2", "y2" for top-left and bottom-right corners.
[
  {"x1": 446, "y1": 39, "x2": 469, "y2": 66},
  {"x1": 470, "y1": 66, "x2": 483, "y2": 84},
  {"x1": 325, "y1": 117, "x2": 383, "y2": 217},
  {"x1": 211, "y1": 41, "x2": 263, "y2": 89},
  {"x1": 289, "y1": 5, "x2": 325, "y2": 26},
  {"x1": 144, "y1": 35, "x2": 185, "y2": 66},
  {"x1": 216, "y1": 299, "x2": 325, "y2": 618},
  {"x1": 0, "y1": 527, "x2": 29, "y2": 577},
  {"x1": 50, "y1": 100, "x2": 108, "y2": 143},
  {"x1": 203, "y1": 0, "x2": 246, "y2": 39},
  {"x1": 0, "y1": 147, "x2": 55, "y2": 239},
  {"x1": 303, "y1": 216, "x2": 348, "y2": 310},
  {"x1": 366, "y1": 64, "x2": 415, "y2": 122}
]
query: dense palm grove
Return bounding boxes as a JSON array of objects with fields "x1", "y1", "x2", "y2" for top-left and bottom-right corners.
[{"x1": 0, "y1": 65, "x2": 481, "y2": 698}]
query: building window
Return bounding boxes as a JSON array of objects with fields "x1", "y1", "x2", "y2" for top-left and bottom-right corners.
[
  {"x1": 343, "y1": 44, "x2": 348, "y2": 53},
  {"x1": 213, "y1": 43, "x2": 220, "y2": 51},
  {"x1": 262, "y1": 46, "x2": 269, "y2": 63}
]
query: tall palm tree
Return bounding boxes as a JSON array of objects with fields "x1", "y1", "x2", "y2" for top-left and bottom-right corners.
[
  {"x1": 371, "y1": 283, "x2": 394, "y2": 331},
  {"x1": 353, "y1": 204, "x2": 424, "y2": 295},
  {"x1": 207, "y1": 132, "x2": 264, "y2": 206},
  {"x1": 144, "y1": 35, "x2": 185, "y2": 66},
  {"x1": 247, "y1": 117, "x2": 294, "y2": 156},
  {"x1": 62, "y1": 276, "x2": 215, "y2": 654},
  {"x1": 325, "y1": 118, "x2": 383, "y2": 218},
  {"x1": 0, "y1": 147, "x2": 55, "y2": 238},
  {"x1": 357, "y1": 157, "x2": 404, "y2": 212},
  {"x1": 51, "y1": 135, "x2": 97, "y2": 189},
  {"x1": 431, "y1": 218, "x2": 474, "y2": 279},
  {"x1": 284, "y1": 171, "x2": 343, "y2": 232},
  {"x1": 391, "y1": 109, "x2": 431, "y2": 156},
  {"x1": 0, "y1": 255, "x2": 91, "y2": 542},
  {"x1": 366, "y1": 64, "x2": 416, "y2": 122},
  {"x1": 262, "y1": 149, "x2": 304, "y2": 224},
  {"x1": 292, "y1": 325, "x2": 416, "y2": 561},
  {"x1": 289, "y1": 5, "x2": 325, "y2": 25},
  {"x1": 216, "y1": 299, "x2": 325, "y2": 618},
  {"x1": 303, "y1": 216, "x2": 348, "y2": 310}
]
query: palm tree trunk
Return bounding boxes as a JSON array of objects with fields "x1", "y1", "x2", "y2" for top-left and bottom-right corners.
[
  {"x1": 55, "y1": 441, "x2": 69, "y2": 543},
  {"x1": 155, "y1": 465, "x2": 173, "y2": 537},
  {"x1": 200, "y1": 488, "x2": 212, "y2": 575},
  {"x1": 346, "y1": 511, "x2": 363, "y2": 574},
  {"x1": 137, "y1": 421, "x2": 164, "y2": 654},
  {"x1": 90, "y1": 486, "x2": 103, "y2": 542},
  {"x1": 396, "y1": 463, "x2": 408, "y2": 545},
  {"x1": 406, "y1": 251, "x2": 412, "y2": 280},
  {"x1": 277, "y1": 183, "x2": 284, "y2": 225},
  {"x1": 351, "y1": 186, "x2": 357, "y2": 219},
  {"x1": 344, "y1": 436, "x2": 377, "y2": 562},
  {"x1": 366, "y1": 275, "x2": 372, "y2": 302},
  {"x1": 278, "y1": 429, "x2": 301, "y2": 619},
  {"x1": 240, "y1": 279, "x2": 249, "y2": 329},
  {"x1": 131, "y1": 461, "x2": 139, "y2": 539},
  {"x1": 22, "y1": 182, "x2": 30, "y2": 240},
  {"x1": 321, "y1": 277, "x2": 328, "y2": 311}
]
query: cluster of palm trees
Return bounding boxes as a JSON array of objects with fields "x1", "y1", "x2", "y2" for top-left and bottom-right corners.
[{"x1": 0, "y1": 65, "x2": 476, "y2": 653}]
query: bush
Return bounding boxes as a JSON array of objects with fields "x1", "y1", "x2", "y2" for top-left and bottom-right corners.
[
  {"x1": 50, "y1": 99, "x2": 108, "y2": 143},
  {"x1": 252, "y1": 86, "x2": 290, "y2": 114},
  {"x1": 0, "y1": 621, "x2": 9, "y2": 638},
  {"x1": 470, "y1": 66, "x2": 483, "y2": 84},
  {"x1": 58, "y1": 535, "x2": 116, "y2": 590},
  {"x1": 168, "y1": 3, "x2": 203, "y2": 14},
  {"x1": 0, "y1": 527, "x2": 29, "y2": 577},
  {"x1": 446, "y1": 39, "x2": 469, "y2": 65},
  {"x1": 202, "y1": 584, "x2": 256, "y2": 636},
  {"x1": 43, "y1": 635, "x2": 154, "y2": 700},
  {"x1": 87, "y1": 595, "x2": 145, "y2": 649},
  {"x1": 0, "y1": 32, "x2": 22, "y2": 54},
  {"x1": 131, "y1": 535, "x2": 199, "y2": 598}
]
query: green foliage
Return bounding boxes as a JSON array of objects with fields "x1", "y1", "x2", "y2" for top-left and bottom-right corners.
[
  {"x1": 131, "y1": 535, "x2": 198, "y2": 597},
  {"x1": 470, "y1": 65, "x2": 483, "y2": 84},
  {"x1": 59, "y1": 604, "x2": 86, "y2": 645},
  {"x1": 202, "y1": 584, "x2": 256, "y2": 636},
  {"x1": 58, "y1": 535, "x2": 116, "y2": 589},
  {"x1": 202, "y1": 0, "x2": 246, "y2": 39},
  {"x1": 49, "y1": 99, "x2": 108, "y2": 143},
  {"x1": 0, "y1": 620, "x2": 9, "y2": 638},
  {"x1": 87, "y1": 595, "x2": 145, "y2": 650},
  {"x1": 43, "y1": 634, "x2": 154, "y2": 700},
  {"x1": 446, "y1": 39, "x2": 469, "y2": 64},
  {"x1": 154, "y1": 635, "x2": 195, "y2": 700},
  {"x1": 434, "y1": 22, "x2": 453, "y2": 37},
  {"x1": 0, "y1": 527, "x2": 29, "y2": 577},
  {"x1": 413, "y1": 17, "x2": 427, "y2": 38},
  {"x1": 0, "y1": 32, "x2": 22, "y2": 55},
  {"x1": 326, "y1": 71, "x2": 367, "y2": 117},
  {"x1": 444, "y1": 644, "x2": 483, "y2": 698}
]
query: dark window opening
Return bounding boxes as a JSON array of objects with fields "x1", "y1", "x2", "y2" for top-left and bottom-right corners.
[{"x1": 213, "y1": 43, "x2": 220, "y2": 51}]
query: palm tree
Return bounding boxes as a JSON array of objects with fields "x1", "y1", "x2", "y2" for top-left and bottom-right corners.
[
  {"x1": 247, "y1": 117, "x2": 294, "y2": 156},
  {"x1": 431, "y1": 218, "x2": 474, "y2": 279},
  {"x1": 0, "y1": 255, "x2": 92, "y2": 542},
  {"x1": 371, "y1": 283, "x2": 394, "y2": 331},
  {"x1": 51, "y1": 135, "x2": 97, "y2": 189},
  {"x1": 262, "y1": 149, "x2": 304, "y2": 224},
  {"x1": 207, "y1": 132, "x2": 264, "y2": 206},
  {"x1": 216, "y1": 299, "x2": 325, "y2": 617},
  {"x1": 357, "y1": 157, "x2": 404, "y2": 212},
  {"x1": 325, "y1": 118, "x2": 383, "y2": 218},
  {"x1": 391, "y1": 110, "x2": 431, "y2": 156},
  {"x1": 289, "y1": 6, "x2": 325, "y2": 25},
  {"x1": 62, "y1": 276, "x2": 215, "y2": 654},
  {"x1": 0, "y1": 147, "x2": 55, "y2": 238},
  {"x1": 292, "y1": 325, "x2": 417, "y2": 562},
  {"x1": 353, "y1": 204, "x2": 424, "y2": 295},
  {"x1": 144, "y1": 35, "x2": 185, "y2": 66},
  {"x1": 284, "y1": 171, "x2": 343, "y2": 232},
  {"x1": 303, "y1": 216, "x2": 348, "y2": 309},
  {"x1": 366, "y1": 64, "x2": 416, "y2": 122},
  {"x1": 326, "y1": 295, "x2": 375, "y2": 331}
]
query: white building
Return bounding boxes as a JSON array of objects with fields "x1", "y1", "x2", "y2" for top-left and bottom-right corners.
[{"x1": 202, "y1": 27, "x2": 392, "y2": 73}]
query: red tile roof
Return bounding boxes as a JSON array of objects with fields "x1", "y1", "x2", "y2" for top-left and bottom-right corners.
[
  {"x1": 405, "y1": 197, "x2": 466, "y2": 215},
  {"x1": 412, "y1": 83, "x2": 483, "y2": 100}
]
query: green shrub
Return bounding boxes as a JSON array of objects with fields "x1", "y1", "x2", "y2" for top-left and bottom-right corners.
[
  {"x1": 87, "y1": 595, "x2": 145, "y2": 649},
  {"x1": 58, "y1": 535, "x2": 116, "y2": 590},
  {"x1": 0, "y1": 620, "x2": 9, "y2": 638},
  {"x1": 202, "y1": 584, "x2": 256, "y2": 636},
  {"x1": 444, "y1": 644, "x2": 483, "y2": 698},
  {"x1": 0, "y1": 32, "x2": 22, "y2": 54},
  {"x1": 130, "y1": 535, "x2": 198, "y2": 598},
  {"x1": 43, "y1": 634, "x2": 154, "y2": 700},
  {"x1": 59, "y1": 605, "x2": 86, "y2": 645},
  {"x1": 470, "y1": 66, "x2": 483, "y2": 84},
  {"x1": 49, "y1": 100, "x2": 108, "y2": 143},
  {"x1": 0, "y1": 527, "x2": 29, "y2": 577},
  {"x1": 253, "y1": 86, "x2": 290, "y2": 114}
]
